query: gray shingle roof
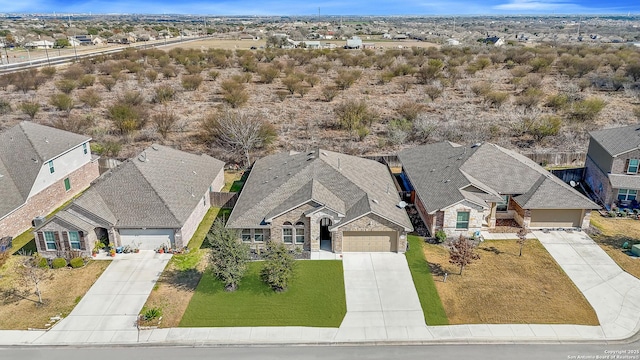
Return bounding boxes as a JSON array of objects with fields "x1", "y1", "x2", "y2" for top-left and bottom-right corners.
[
  {"x1": 0, "y1": 122, "x2": 90, "y2": 219},
  {"x1": 45, "y1": 144, "x2": 224, "y2": 230},
  {"x1": 399, "y1": 142, "x2": 598, "y2": 213},
  {"x1": 609, "y1": 174, "x2": 640, "y2": 190},
  {"x1": 226, "y1": 149, "x2": 413, "y2": 231},
  {"x1": 589, "y1": 124, "x2": 640, "y2": 157}
]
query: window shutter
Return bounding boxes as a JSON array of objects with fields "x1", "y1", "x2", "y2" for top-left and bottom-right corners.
[
  {"x1": 62, "y1": 231, "x2": 69, "y2": 251},
  {"x1": 626, "y1": 159, "x2": 630, "y2": 172},
  {"x1": 54, "y1": 231, "x2": 62, "y2": 251},
  {"x1": 37, "y1": 232, "x2": 46, "y2": 252},
  {"x1": 79, "y1": 231, "x2": 86, "y2": 250}
]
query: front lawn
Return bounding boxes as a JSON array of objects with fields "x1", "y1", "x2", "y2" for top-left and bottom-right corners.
[
  {"x1": 590, "y1": 212, "x2": 640, "y2": 279},
  {"x1": 180, "y1": 260, "x2": 346, "y2": 327},
  {"x1": 0, "y1": 257, "x2": 109, "y2": 329},
  {"x1": 423, "y1": 239, "x2": 599, "y2": 325},
  {"x1": 141, "y1": 207, "x2": 224, "y2": 327},
  {"x1": 405, "y1": 235, "x2": 448, "y2": 325}
]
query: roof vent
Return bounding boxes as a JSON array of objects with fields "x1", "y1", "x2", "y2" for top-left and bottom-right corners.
[
  {"x1": 44, "y1": 137, "x2": 49, "y2": 143},
  {"x1": 371, "y1": 199, "x2": 379, "y2": 204},
  {"x1": 397, "y1": 201, "x2": 408, "y2": 208},
  {"x1": 321, "y1": 151, "x2": 328, "y2": 156},
  {"x1": 471, "y1": 143, "x2": 482, "y2": 148},
  {"x1": 443, "y1": 179, "x2": 450, "y2": 183},
  {"x1": 192, "y1": 170, "x2": 197, "y2": 175},
  {"x1": 152, "y1": 145, "x2": 159, "y2": 151}
]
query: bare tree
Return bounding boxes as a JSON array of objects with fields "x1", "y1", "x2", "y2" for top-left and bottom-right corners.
[
  {"x1": 448, "y1": 234, "x2": 480, "y2": 275},
  {"x1": 516, "y1": 227, "x2": 528, "y2": 257},
  {"x1": 202, "y1": 108, "x2": 277, "y2": 166},
  {"x1": 12, "y1": 257, "x2": 52, "y2": 304}
]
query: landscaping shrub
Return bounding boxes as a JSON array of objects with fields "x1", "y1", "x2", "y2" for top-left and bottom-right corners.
[
  {"x1": 143, "y1": 307, "x2": 162, "y2": 320},
  {"x1": 20, "y1": 101, "x2": 40, "y2": 120},
  {"x1": 261, "y1": 242, "x2": 295, "y2": 292},
  {"x1": 181, "y1": 74, "x2": 203, "y2": 91},
  {"x1": 78, "y1": 74, "x2": 96, "y2": 88},
  {"x1": 570, "y1": 98, "x2": 606, "y2": 122},
  {"x1": 99, "y1": 76, "x2": 117, "y2": 91},
  {"x1": 55, "y1": 79, "x2": 77, "y2": 94},
  {"x1": 50, "y1": 93, "x2": 74, "y2": 113},
  {"x1": 78, "y1": 88, "x2": 102, "y2": 108},
  {"x1": 36, "y1": 256, "x2": 49, "y2": 268},
  {"x1": 435, "y1": 230, "x2": 447, "y2": 244},
  {"x1": 153, "y1": 85, "x2": 176, "y2": 103},
  {"x1": 51, "y1": 258, "x2": 68, "y2": 269},
  {"x1": 69, "y1": 257, "x2": 85, "y2": 269}
]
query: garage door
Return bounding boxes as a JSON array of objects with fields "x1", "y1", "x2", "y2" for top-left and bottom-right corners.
[
  {"x1": 342, "y1": 231, "x2": 397, "y2": 252},
  {"x1": 529, "y1": 209, "x2": 583, "y2": 228},
  {"x1": 119, "y1": 229, "x2": 175, "y2": 250}
]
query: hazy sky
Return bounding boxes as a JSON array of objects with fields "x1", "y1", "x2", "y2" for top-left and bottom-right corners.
[{"x1": 0, "y1": 0, "x2": 638, "y2": 15}]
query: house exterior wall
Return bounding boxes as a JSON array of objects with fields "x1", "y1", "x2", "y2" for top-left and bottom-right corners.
[
  {"x1": 270, "y1": 202, "x2": 316, "y2": 252},
  {"x1": 334, "y1": 213, "x2": 407, "y2": 253},
  {"x1": 585, "y1": 155, "x2": 612, "y2": 207},
  {"x1": 211, "y1": 168, "x2": 225, "y2": 192},
  {"x1": 177, "y1": 187, "x2": 211, "y2": 249},
  {"x1": 0, "y1": 159, "x2": 99, "y2": 239},
  {"x1": 34, "y1": 219, "x2": 96, "y2": 259},
  {"x1": 29, "y1": 142, "x2": 92, "y2": 198},
  {"x1": 440, "y1": 202, "x2": 484, "y2": 238}
]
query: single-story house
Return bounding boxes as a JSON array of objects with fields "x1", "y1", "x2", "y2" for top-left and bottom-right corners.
[
  {"x1": 34, "y1": 145, "x2": 224, "y2": 258},
  {"x1": 226, "y1": 149, "x2": 413, "y2": 253},
  {"x1": 24, "y1": 40, "x2": 55, "y2": 49},
  {"x1": 398, "y1": 142, "x2": 599, "y2": 238},
  {"x1": 0, "y1": 122, "x2": 98, "y2": 239}
]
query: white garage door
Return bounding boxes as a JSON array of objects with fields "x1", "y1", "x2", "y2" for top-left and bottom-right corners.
[
  {"x1": 119, "y1": 229, "x2": 175, "y2": 250},
  {"x1": 342, "y1": 231, "x2": 397, "y2": 252}
]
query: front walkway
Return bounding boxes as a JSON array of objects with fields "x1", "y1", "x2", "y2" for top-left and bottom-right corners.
[{"x1": 33, "y1": 250, "x2": 171, "y2": 344}]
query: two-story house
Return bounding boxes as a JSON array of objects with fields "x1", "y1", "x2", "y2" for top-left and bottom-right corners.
[
  {"x1": 0, "y1": 122, "x2": 99, "y2": 239},
  {"x1": 584, "y1": 124, "x2": 640, "y2": 209}
]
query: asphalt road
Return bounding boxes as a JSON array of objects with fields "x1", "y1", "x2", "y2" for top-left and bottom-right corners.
[{"x1": 2, "y1": 343, "x2": 639, "y2": 360}]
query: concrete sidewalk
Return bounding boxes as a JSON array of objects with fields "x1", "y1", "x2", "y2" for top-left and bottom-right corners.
[{"x1": 2, "y1": 231, "x2": 640, "y2": 346}]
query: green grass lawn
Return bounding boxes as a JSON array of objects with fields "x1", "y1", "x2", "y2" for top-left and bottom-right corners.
[
  {"x1": 406, "y1": 235, "x2": 449, "y2": 325},
  {"x1": 180, "y1": 261, "x2": 346, "y2": 327}
]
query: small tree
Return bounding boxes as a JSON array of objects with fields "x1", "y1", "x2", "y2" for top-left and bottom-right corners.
[
  {"x1": 448, "y1": 235, "x2": 480, "y2": 275},
  {"x1": 516, "y1": 227, "x2": 528, "y2": 257},
  {"x1": 261, "y1": 242, "x2": 295, "y2": 292},
  {"x1": 16, "y1": 257, "x2": 52, "y2": 304},
  {"x1": 207, "y1": 220, "x2": 250, "y2": 292}
]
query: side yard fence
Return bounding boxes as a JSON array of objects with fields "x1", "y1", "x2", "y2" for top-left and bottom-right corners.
[{"x1": 210, "y1": 192, "x2": 238, "y2": 209}]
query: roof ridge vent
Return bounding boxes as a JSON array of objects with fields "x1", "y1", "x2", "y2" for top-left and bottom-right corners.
[
  {"x1": 151, "y1": 145, "x2": 159, "y2": 151},
  {"x1": 371, "y1": 198, "x2": 379, "y2": 204}
]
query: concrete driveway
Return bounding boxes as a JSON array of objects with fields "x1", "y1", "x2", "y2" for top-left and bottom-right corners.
[
  {"x1": 534, "y1": 230, "x2": 640, "y2": 339},
  {"x1": 35, "y1": 251, "x2": 171, "y2": 344},
  {"x1": 337, "y1": 253, "x2": 426, "y2": 340}
]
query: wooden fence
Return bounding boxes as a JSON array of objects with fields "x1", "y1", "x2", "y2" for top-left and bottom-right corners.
[
  {"x1": 98, "y1": 158, "x2": 121, "y2": 175},
  {"x1": 522, "y1": 152, "x2": 586, "y2": 167},
  {"x1": 210, "y1": 192, "x2": 238, "y2": 209},
  {"x1": 550, "y1": 168, "x2": 585, "y2": 184}
]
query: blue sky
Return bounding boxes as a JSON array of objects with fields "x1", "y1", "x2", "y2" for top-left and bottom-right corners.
[{"x1": 0, "y1": 0, "x2": 638, "y2": 15}]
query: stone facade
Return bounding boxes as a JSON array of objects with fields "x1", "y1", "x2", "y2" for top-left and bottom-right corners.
[
  {"x1": 440, "y1": 202, "x2": 484, "y2": 238},
  {"x1": 270, "y1": 202, "x2": 316, "y2": 251},
  {"x1": 0, "y1": 159, "x2": 99, "y2": 239},
  {"x1": 335, "y1": 213, "x2": 407, "y2": 253}
]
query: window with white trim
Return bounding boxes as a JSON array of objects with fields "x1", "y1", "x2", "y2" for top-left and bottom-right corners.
[
  {"x1": 295, "y1": 221, "x2": 305, "y2": 244},
  {"x1": 283, "y1": 222, "x2": 293, "y2": 243},
  {"x1": 628, "y1": 159, "x2": 639, "y2": 174},
  {"x1": 48, "y1": 160, "x2": 55, "y2": 174},
  {"x1": 254, "y1": 229, "x2": 264, "y2": 242},
  {"x1": 83, "y1": 143, "x2": 88, "y2": 155},
  {"x1": 68, "y1": 231, "x2": 81, "y2": 249},
  {"x1": 44, "y1": 231, "x2": 56, "y2": 250},
  {"x1": 618, "y1": 189, "x2": 638, "y2": 201},
  {"x1": 241, "y1": 229, "x2": 251, "y2": 242}
]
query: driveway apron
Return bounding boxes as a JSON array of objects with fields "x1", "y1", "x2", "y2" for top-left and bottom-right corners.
[
  {"x1": 534, "y1": 230, "x2": 640, "y2": 339},
  {"x1": 35, "y1": 251, "x2": 171, "y2": 344},
  {"x1": 337, "y1": 253, "x2": 425, "y2": 340}
]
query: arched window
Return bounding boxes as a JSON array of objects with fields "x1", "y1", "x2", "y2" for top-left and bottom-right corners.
[
  {"x1": 282, "y1": 222, "x2": 293, "y2": 243},
  {"x1": 295, "y1": 221, "x2": 305, "y2": 244}
]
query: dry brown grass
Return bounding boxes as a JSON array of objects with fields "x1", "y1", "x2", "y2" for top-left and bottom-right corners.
[
  {"x1": 142, "y1": 252, "x2": 208, "y2": 328},
  {"x1": 423, "y1": 239, "x2": 599, "y2": 325},
  {"x1": 0, "y1": 256, "x2": 109, "y2": 330},
  {"x1": 590, "y1": 212, "x2": 640, "y2": 279}
]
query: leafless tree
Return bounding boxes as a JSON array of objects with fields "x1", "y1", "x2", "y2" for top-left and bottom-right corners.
[
  {"x1": 516, "y1": 227, "x2": 528, "y2": 257},
  {"x1": 202, "y1": 107, "x2": 276, "y2": 166},
  {"x1": 448, "y1": 235, "x2": 480, "y2": 275}
]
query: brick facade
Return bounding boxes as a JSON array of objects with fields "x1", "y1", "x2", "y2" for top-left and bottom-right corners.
[
  {"x1": 0, "y1": 159, "x2": 99, "y2": 239},
  {"x1": 584, "y1": 155, "x2": 613, "y2": 207},
  {"x1": 35, "y1": 218, "x2": 96, "y2": 258},
  {"x1": 240, "y1": 201, "x2": 407, "y2": 253}
]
